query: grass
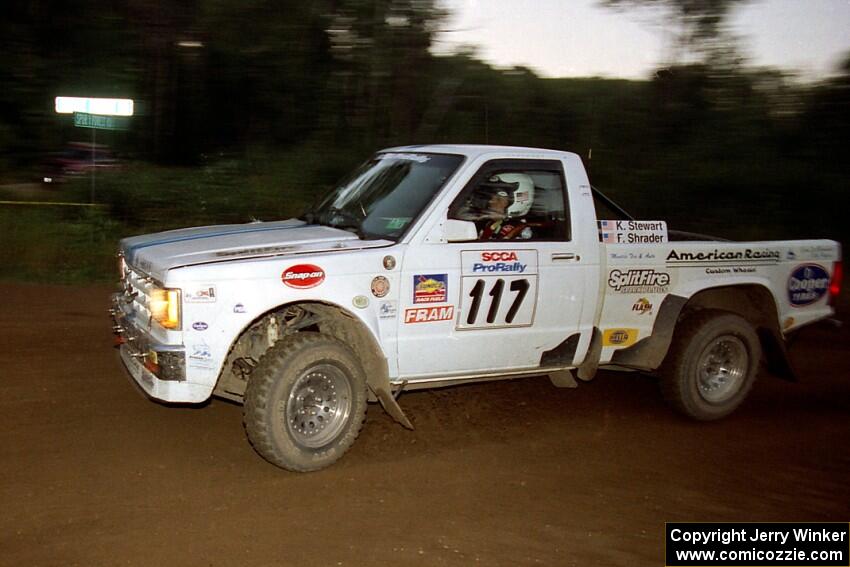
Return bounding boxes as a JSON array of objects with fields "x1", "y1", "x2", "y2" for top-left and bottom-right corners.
[{"x1": 0, "y1": 144, "x2": 347, "y2": 284}]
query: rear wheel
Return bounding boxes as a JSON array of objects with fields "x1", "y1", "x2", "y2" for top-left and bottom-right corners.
[
  {"x1": 243, "y1": 332, "x2": 368, "y2": 472},
  {"x1": 661, "y1": 310, "x2": 761, "y2": 420}
]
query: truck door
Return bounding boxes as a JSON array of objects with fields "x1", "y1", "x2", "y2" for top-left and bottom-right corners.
[{"x1": 396, "y1": 158, "x2": 590, "y2": 379}]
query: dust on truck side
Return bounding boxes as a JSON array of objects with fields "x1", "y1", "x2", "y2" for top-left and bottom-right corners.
[{"x1": 111, "y1": 145, "x2": 843, "y2": 472}]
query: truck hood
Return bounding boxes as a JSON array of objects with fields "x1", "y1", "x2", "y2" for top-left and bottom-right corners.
[{"x1": 121, "y1": 219, "x2": 392, "y2": 279}]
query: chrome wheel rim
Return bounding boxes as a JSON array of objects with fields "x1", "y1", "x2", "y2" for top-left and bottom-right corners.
[
  {"x1": 285, "y1": 363, "x2": 352, "y2": 448},
  {"x1": 696, "y1": 335, "x2": 748, "y2": 404}
]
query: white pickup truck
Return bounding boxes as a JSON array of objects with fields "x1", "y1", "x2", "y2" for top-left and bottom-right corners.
[{"x1": 112, "y1": 145, "x2": 842, "y2": 471}]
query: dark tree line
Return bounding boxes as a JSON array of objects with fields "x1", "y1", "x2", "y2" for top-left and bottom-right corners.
[{"x1": 1, "y1": 0, "x2": 848, "y2": 246}]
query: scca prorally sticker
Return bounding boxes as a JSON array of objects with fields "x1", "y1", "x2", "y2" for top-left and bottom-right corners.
[
  {"x1": 184, "y1": 285, "x2": 217, "y2": 303},
  {"x1": 607, "y1": 269, "x2": 670, "y2": 294},
  {"x1": 788, "y1": 264, "x2": 830, "y2": 307},
  {"x1": 192, "y1": 321, "x2": 208, "y2": 331},
  {"x1": 404, "y1": 305, "x2": 454, "y2": 324},
  {"x1": 413, "y1": 274, "x2": 447, "y2": 304},
  {"x1": 282, "y1": 264, "x2": 325, "y2": 289},
  {"x1": 462, "y1": 250, "x2": 538, "y2": 275}
]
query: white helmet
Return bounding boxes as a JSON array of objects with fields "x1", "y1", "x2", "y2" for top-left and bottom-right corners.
[{"x1": 491, "y1": 173, "x2": 534, "y2": 217}]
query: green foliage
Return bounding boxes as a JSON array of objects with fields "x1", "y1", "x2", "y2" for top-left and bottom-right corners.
[
  {"x1": 0, "y1": 205, "x2": 121, "y2": 284},
  {"x1": 0, "y1": 2, "x2": 847, "y2": 283}
]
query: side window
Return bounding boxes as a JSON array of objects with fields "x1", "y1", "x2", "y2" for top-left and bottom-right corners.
[{"x1": 449, "y1": 160, "x2": 570, "y2": 242}]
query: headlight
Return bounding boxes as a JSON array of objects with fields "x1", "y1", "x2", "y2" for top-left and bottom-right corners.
[{"x1": 150, "y1": 287, "x2": 181, "y2": 330}]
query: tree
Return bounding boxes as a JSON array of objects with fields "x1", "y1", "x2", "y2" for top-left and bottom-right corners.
[{"x1": 600, "y1": 0, "x2": 751, "y2": 65}]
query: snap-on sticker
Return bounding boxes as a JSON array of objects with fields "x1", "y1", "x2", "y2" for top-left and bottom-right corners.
[{"x1": 282, "y1": 264, "x2": 325, "y2": 289}]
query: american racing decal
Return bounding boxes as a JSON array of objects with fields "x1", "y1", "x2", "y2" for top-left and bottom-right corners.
[
  {"x1": 607, "y1": 269, "x2": 671, "y2": 294},
  {"x1": 602, "y1": 328, "x2": 638, "y2": 347},
  {"x1": 282, "y1": 264, "x2": 325, "y2": 289},
  {"x1": 462, "y1": 250, "x2": 538, "y2": 275},
  {"x1": 598, "y1": 220, "x2": 667, "y2": 244},
  {"x1": 788, "y1": 264, "x2": 829, "y2": 307},
  {"x1": 184, "y1": 285, "x2": 217, "y2": 303},
  {"x1": 413, "y1": 274, "x2": 447, "y2": 304},
  {"x1": 666, "y1": 248, "x2": 781, "y2": 267},
  {"x1": 404, "y1": 305, "x2": 455, "y2": 323}
]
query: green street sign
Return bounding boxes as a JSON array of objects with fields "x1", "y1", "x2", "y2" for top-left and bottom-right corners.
[{"x1": 73, "y1": 112, "x2": 129, "y2": 130}]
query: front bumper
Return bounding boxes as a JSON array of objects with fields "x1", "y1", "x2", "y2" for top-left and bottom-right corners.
[{"x1": 111, "y1": 294, "x2": 209, "y2": 403}]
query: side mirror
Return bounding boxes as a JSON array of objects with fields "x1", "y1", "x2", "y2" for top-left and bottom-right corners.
[{"x1": 444, "y1": 219, "x2": 478, "y2": 242}]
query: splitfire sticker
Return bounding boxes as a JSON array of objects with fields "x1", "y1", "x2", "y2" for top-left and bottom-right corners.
[{"x1": 607, "y1": 269, "x2": 671, "y2": 294}]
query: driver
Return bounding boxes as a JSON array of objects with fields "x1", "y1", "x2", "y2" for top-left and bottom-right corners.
[{"x1": 477, "y1": 173, "x2": 535, "y2": 240}]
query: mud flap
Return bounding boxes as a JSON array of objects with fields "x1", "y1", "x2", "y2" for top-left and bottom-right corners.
[
  {"x1": 549, "y1": 369, "x2": 578, "y2": 388},
  {"x1": 759, "y1": 328, "x2": 798, "y2": 382},
  {"x1": 577, "y1": 328, "x2": 602, "y2": 381},
  {"x1": 369, "y1": 381, "x2": 414, "y2": 430}
]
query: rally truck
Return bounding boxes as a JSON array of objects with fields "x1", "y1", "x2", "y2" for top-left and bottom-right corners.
[{"x1": 111, "y1": 145, "x2": 842, "y2": 472}]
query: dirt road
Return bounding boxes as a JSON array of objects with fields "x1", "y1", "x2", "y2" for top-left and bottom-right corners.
[{"x1": 1, "y1": 283, "x2": 848, "y2": 566}]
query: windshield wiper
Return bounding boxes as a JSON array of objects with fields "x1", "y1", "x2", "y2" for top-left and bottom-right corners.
[{"x1": 321, "y1": 207, "x2": 366, "y2": 238}]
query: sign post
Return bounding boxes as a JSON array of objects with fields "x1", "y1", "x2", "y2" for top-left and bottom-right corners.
[{"x1": 54, "y1": 97, "x2": 134, "y2": 203}]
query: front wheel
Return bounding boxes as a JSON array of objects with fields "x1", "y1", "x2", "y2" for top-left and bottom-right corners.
[
  {"x1": 243, "y1": 332, "x2": 368, "y2": 472},
  {"x1": 660, "y1": 310, "x2": 761, "y2": 421}
]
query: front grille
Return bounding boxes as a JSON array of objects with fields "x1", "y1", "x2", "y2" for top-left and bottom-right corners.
[{"x1": 119, "y1": 265, "x2": 157, "y2": 322}]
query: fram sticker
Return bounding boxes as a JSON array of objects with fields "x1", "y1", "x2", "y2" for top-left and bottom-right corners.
[
  {"x1": 404, "y1": 306, "x2": 455, "y2": 324},
  {"x1": 788, "y1": 264, "x2": 829, "y2": 307},
  {"x1": 185, "y1": 285, "x2": 217, "y2": 303},
  {"x1": 602, "y1": 328, "x2": 638, "y2": 347},
  {"x1": 282, "y1": 264, "x2": 325, "y2": 289},
  {"x1": 414, "y1": 274, "x2": 447, "y2": 304}
]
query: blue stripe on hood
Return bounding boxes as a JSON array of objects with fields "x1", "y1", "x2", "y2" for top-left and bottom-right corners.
[{"x1": 125, "y1": 222, "x2": 307, "y2": 264}]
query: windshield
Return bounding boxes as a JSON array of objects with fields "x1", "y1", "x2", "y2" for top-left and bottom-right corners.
[{"x1": 302, "y1": 152, "x2": 464, "y2": 240}]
